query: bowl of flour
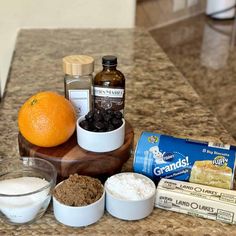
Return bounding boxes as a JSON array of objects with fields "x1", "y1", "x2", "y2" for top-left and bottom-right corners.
[
  {"x1": 105, "y1": 172, "x2": 156, "y2": 220},
  {"x1": 0, "y1": 157, "x2": 57, "y2": 224}
]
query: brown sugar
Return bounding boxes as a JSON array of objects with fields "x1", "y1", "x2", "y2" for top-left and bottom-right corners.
[{"x1": 53, "y1": 174, "x2": 103, "y2": 206}]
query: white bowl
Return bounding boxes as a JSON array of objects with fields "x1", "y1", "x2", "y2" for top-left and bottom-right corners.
[
  {"x1": 53, "y1": 181, "x2": 105, "y2": 227},
  {"x1": 104, "y1": 172, "x2": 156, "y2": 221},
  {"x1": 76, "y1": 116, "x2": 125, "y2": 152}
]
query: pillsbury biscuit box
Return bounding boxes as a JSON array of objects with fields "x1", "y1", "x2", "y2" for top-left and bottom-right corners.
[{"x1": 133, "y1": 132, "x2": 236, "y2": 189}]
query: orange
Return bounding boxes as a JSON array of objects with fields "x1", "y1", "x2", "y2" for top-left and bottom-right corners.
[{"x1": 18, "y1": 91, "x2": 76, "y2": 147}]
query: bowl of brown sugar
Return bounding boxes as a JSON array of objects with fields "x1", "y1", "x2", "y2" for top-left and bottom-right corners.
[{"x1": 53, "y1": 174, "x2": 105, "y2": 227}]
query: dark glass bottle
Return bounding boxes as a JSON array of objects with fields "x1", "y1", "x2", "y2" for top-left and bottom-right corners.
[{"x1": 93, "y1": 55, "x2": 125, "y2": 113}]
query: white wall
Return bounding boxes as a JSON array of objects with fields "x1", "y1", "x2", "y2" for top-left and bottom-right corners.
[{"x1": 0, "y1": 0, "x2": 136, "y2": 97}]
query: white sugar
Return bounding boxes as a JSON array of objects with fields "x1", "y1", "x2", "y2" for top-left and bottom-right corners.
[
  {"x1": 106, "y1": 173, "x2": 155, "y2": 200},
  {"x1": 0, "y1": 177, "x2": 50, "y2": 223},
  {"x1": 0, "y1": 177, "x2": 49, "y2": 195}
]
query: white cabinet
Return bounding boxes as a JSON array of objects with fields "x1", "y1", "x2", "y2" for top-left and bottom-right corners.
[{"x1": 0, "y1": 0, "x2": 136, "y2": 98}]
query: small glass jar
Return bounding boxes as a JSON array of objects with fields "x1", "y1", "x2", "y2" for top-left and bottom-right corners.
[
  {"x1": 63, "y1": 55, "x2": 94, "y2": 118},
  {"x1": 93, "y1": 55, "x2": 125, "y2": 113}
]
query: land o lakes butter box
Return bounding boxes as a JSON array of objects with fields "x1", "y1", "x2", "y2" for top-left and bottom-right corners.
[
  {"x1": 156, "y1": 179, "x2": 236, "y2": 224},
  {"x1": 133, "y1": 132, "x2": 236, "y2": 189}
]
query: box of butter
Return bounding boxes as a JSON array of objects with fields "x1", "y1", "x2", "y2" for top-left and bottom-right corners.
[
  {"x1": 156, "y1": 179, "x2": 236, "y2": 224},
  {"x1": 133, "y1": 132, "x2": 236, "y2": 189}
]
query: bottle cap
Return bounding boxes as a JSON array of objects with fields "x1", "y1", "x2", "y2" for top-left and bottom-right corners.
[
  {"x1": 102, "y1": 55, "x2": 117, "y2": 66},
  {"x1": 63, "y1": 55, "x2": 94, "y2": 76}
]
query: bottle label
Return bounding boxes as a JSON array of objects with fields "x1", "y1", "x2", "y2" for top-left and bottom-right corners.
[
  {"x1": 68, "y1": 89, "x2": 90, "y2": 117},
  {"x1": 93, "y1": 86, "x2": 125, "y2": 111}
]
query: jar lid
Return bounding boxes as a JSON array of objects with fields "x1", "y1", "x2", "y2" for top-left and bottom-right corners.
[
  {"x1": 102, "y1": 55, "x2": 117, "y2": 66},
  {"x1": 63, "y1": 55, "x2": 94, "y2": 76}
]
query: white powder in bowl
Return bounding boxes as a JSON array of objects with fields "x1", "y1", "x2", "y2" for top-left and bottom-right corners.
[
  {"x1": 105, "y1": 173, "x2": 155, "y2": 200},
  {"x1": 0, "y1": 177, "x2": 49, "y2": 195},
  {"x1": 0, "y1": 177, "x2": 50, "y2": 223}
]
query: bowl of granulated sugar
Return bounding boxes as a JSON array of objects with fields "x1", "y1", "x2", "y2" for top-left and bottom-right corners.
[
  {"x1": 0, "y1": 157, "x2": 57, "y2": 225},
  {"x1": 105, "y1": 172, "x2": 156, "y2": 220}
]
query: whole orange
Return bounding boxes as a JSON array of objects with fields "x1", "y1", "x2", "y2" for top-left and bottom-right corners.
[{"x1": 18, "y1": 91, "x2": 76, "y2": 147}]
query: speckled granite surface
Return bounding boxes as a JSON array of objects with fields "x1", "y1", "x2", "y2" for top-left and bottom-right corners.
[
  {"x1": 151, "y1": 14, "x2": 236, "y2": 140},
  {"x1": 1, "y1": 29, "x2": 236, "y2": 235}
]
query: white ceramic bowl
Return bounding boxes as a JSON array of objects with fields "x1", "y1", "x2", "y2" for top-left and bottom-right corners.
[
  {"x1": 105, "y1": 172, "x2": 156, "y2": 221},
  {"x1": 76, "y1": 116, "x2": 125, "y2": 152},
  {"x1": 53, "y1": 181, "x2": 105, "y2": 227}
]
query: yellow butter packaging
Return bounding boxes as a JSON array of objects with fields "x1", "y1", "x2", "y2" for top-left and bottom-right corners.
[{"x1": 156, "y1": 179, "x2": 236, "y2": 224}]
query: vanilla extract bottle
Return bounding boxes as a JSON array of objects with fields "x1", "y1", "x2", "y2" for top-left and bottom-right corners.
[{"x1": 93, "y1": 55, "x2": 125, "y2": 113}]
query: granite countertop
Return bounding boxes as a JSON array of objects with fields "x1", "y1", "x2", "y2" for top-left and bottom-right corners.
[
  {"x1": 150, "y1": 14, "x2": 236, "y2": 140},
  {"x1": 1, "y1": 29, "x2": 236, "y2": 235}
]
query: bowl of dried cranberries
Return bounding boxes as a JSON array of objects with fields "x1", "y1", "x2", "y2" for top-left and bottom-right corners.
[{"x1": 76, "y1": 108, "x2": 125, "y2": 152}]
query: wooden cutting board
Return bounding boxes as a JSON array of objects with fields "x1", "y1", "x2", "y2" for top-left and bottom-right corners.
[{"x1": 18, "y1": 121, "x2": 134, "y2": 182}]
